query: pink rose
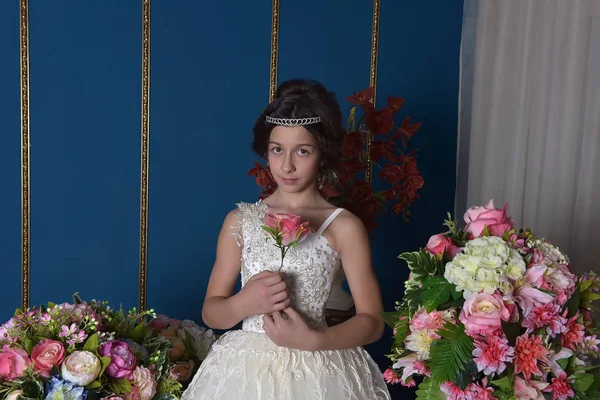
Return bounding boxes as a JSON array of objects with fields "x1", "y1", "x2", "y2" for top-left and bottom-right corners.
[
  {"x1": 424, "y1": 234, "x2": 461, "y2": 259},
  {"x1": 98, "y1": 340, "x2": 136, "y2": 379},
  {"x1": 0, "y1": 346, "x2": 31, "y2": 381},
  {"x1": 158, "y1": 328, "x2": 185, "y2": 361},
  {"x1": 149, "y1": 315, "x2": 170, "y2": 331},
  {"x1": 31, "y1": 339, "x2": 65, "y2": 377},
  {"x1": 464, "y1": 199, "x2": 514, "y2": 237},
  {"x1": 265, "y1": 213, "x2": 311, "y2": 246},
  {"x1": 170, "y1": 360, "x2": 195, "y2": 382},
  {"x1": 459, "y1": 292, "x2": 510, "y2": 335}
]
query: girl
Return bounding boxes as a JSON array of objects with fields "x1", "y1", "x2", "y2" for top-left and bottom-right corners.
[{"x1": 182, "y1": 79, "x2": 391, "y2": 399}]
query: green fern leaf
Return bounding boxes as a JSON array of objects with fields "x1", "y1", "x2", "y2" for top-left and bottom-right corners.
[
  {"x1": 399, "y1": 249, "x2": 440, "y2": 282},
  {"x1": 428, "y1": 321, "x2": 474, "y2": 384},
  {"x1": 415, "y1": 377, "x2": 443, "y2": 400},
  {"x1": 402, "y1": 284, "x2": 423, "y2": 318}
]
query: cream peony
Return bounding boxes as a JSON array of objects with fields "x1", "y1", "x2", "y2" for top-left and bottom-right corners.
[{"x1": 60, "y1": 351, "x2": 101, "y2": 386}]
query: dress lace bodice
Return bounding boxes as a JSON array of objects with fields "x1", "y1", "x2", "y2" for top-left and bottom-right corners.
[{"x1": 233, "y1": 202, "x2": 343, "y2": 333}]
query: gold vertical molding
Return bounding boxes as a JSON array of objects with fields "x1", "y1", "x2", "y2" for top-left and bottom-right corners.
[
  {"x1": 139, "y1": 0, "x2": 151, "y2": 311},
  {"x1": 269, "y1": 0, "x2": 280, "y2": 102},
  {"x1": 365, "y1": 0, "x2": 380, "y2": 185},
  {"x1": 20, "y1": 0, "x2": 30, "y2": 311}
]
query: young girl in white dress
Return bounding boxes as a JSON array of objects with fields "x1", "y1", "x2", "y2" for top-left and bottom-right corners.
[{"x1": 181, "y1": 78, "x2": 391, "y2": 399}]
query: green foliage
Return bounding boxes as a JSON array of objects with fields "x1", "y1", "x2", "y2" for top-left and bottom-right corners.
[
  {"x1": 420, "y1": 277, "x2": 462, "y2": 313},
  {"x1": 428, "y1": 322, "x2": 475, "y2": 384},
  {"x1": 415, "y1": 377, "x2": 443, "y2": 400}
]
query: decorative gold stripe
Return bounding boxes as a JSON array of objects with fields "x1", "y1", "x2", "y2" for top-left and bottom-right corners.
[
  {"x1": 269, "y1": 0, "x2": 280, "y2": 102},
  {"x1": 139, "y1": 0, "x2": 151, "y2": 312},
  {"x1": 20, "y1": 0, "x2": 30, "y2": 311},
  {"x1": 365, "y1": 0, "x2": 380, "y2": 186}
]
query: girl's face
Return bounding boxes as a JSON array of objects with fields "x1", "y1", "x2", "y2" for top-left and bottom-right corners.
[{"x1": 267, "y1": 125, "x2": 322, "y2": 193}]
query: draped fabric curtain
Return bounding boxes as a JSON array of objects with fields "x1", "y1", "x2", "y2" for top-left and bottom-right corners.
[{"x1": 456, "y1": 0, "x2": 600, "y2": 274}]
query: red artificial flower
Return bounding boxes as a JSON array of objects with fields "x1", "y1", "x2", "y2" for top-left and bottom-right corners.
[
  {"x1": 248, "y1": 161, "x2": 276, "y2": 188},
  {"x1": 393, "y1": 116, "x2": 422, "y2": 148},
  {"x1": 346, "y1": 87, "x2": 374, "y2": 108},
  {"x1": 342, "y1": 132, "x2": 364, "y2": 158},
  {"x1": 379, "y1": 164, "x2": 404, "y2": 185},
  {"x1": 370, "y1": 140, "x2": 396, "y2": 162},
  {"x1": 365, "y1": 108, "x2": 394, "y2": 135},
  {"x1": 319, "y1": 181, "x2": 340, "y2": 197},
  {"x1": 387, "y1": 96, "x2": 405, "y2": 112},
  {"x1": 404, "y1": 174, "x2": 425, "y2": 192}
]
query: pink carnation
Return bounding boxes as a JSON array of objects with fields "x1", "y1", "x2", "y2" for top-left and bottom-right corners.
[
  {"x1": 441, "y1": 382, "x2": 466, "y2": 400},
  {"x1": 543, "y1": 372, "x2": 574, "y2": 400},
  {"x1": 410, "y1": 309, "x2": 448, "y2": 331},
  {"x1": 413, "y1": 360, "x2": 430, "y2": 377},
  {"x1": 382, "y1": 368, "x2": 400, "y2": 385},
  {"x1": 522, "y1": 302, "x2": 567, "y2": 337},
  {"x1": 473, "y1": 334, "x2": 514, "y2": 376},
  {"x1": 561, "y1": 314, "x2": 585, "y2": 351},
  {"x1": 465, "y1": 378, "x2": 498, "y2": 400},
  {"x1": 514, "y1": 334, "x2": 549, "y2": 379}
]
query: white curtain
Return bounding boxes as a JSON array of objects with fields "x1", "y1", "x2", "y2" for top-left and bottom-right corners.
[{"x1": 456, "y1": 0, "x2": 600, "y2": 275}]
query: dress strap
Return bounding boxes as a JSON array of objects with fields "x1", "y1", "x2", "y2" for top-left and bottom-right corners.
[{"x1": 316, "y1": 208, "x2": 344, "y2": 236}]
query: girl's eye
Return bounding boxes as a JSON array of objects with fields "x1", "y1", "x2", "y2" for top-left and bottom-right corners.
[
  {"x1": 271, "y1": 147, "x2": 282, "y2": 154},
  {"x1": 298, "y1": 149, "x2": 309, "y2": 155}
]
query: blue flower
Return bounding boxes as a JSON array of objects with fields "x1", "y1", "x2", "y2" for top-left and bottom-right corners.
[{"x1": 44, "y1": 376, "x2": 87, "y2": 400}]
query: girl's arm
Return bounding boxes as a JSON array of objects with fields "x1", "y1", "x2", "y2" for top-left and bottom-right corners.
[
  {"x1": 202, "y1": 210, "x2": 290, "y2": 330},
  {"x1": 309, "y1": 212, "x2": 385, "y2": 351}
]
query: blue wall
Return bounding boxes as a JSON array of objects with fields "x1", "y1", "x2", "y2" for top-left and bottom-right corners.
[
  {"x1": 0, "y1": 1, "x2": 463, "y2": 397},
  {"x1": 0, "y1": 0, "x2": 22, "y2": 320}
]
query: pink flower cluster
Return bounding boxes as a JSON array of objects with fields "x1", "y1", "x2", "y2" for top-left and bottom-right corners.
[{"x1": 385, "y1": 200, "x2": 599, "y2": 400}]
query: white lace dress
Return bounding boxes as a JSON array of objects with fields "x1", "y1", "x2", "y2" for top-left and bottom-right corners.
[{"x1": 181, "y1": 202, "x2": 391, "y2": 400}]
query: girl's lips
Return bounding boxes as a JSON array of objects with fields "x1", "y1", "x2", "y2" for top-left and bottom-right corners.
[{"x1": 281, "y1": 178, "x2": 298, "y2": 184}]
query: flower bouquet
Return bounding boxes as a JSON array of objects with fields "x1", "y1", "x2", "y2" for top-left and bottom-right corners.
[
  {"x1": 383, "y1": 200, "x2": 600, "y2": 400},
  {"x1": 0, "y1": 294, "x2": 214, "y2": 400}
]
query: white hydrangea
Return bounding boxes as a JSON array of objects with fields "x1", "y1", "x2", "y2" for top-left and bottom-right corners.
[
  {"x1": 181, "y1": 320, "x2": 216, "y2": 360},
  {"x1": 537, "y1": 240, "x2": 569, "y2": 266},
  {"x1": 444, "y1": 236, "x2": 526, "y2": 298}
]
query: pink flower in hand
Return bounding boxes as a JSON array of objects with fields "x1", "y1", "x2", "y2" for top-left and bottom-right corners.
[
  {"x1": 424, "y1": 234, "x2": 461, "y2": 259},
  {"x1": 464, "y1": 199, "x2": 514, "y2": 237},
  {"x1": 264, "y1": 213, "x2": 311, "y2": 245},
  {"x1": 263, "y1": 213, "x2": 312, "y2": 271}
]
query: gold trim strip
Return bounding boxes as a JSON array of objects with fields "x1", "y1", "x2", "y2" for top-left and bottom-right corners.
[
  {"x1": 20, "y1": 0, "x2": 30, "y2": 311},
  {"x1": 269, "y1": 0, "x2": 280, "y2": 102},
  {"x1": 365, "y1": 0, "x2": 380, "y2": 186},
  {"x1": 139, "y1": 0, "x2": 151, "y2": 312}
]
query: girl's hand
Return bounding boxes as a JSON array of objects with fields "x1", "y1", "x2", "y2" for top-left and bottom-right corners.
[
  {"x1": 238, "y1": 271, "x2": 290, "y2": 316},
  {"x1": 262, "y1": 307, "x2": 322, "y2": 351}
]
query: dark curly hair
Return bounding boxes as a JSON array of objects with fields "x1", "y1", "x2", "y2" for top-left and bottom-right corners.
[{"x1": 252, "y1": 78, "x2": 345, "y2": 174}]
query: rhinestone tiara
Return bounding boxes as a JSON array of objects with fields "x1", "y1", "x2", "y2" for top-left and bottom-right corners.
[{"x1": 265, "y1": 116, "x2": 322, "y2": 127}]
